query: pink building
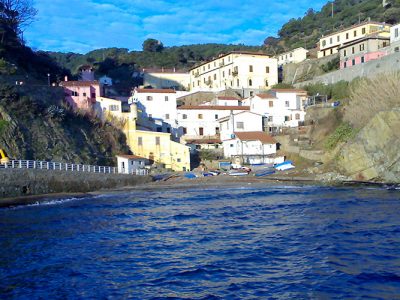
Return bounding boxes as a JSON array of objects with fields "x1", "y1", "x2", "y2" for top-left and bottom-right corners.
[
  {"x1": 60, "y1": 80, "x2": 101, "y2": 111},
  {"x1": 339, "y1": 35, "x2": 390, "y2": 69}
]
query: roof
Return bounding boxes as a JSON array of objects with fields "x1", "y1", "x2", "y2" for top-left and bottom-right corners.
[
  {"x1": 217, "y1": 111, "x2": 263, "y2": 122},
  {"x1": 321, "y1": 21, "x2": 388, "y2": 39},
  {"x1": 117, "y1": 154, "x2": 146, "y2": 160},
  {"x1": 177, "y1": 105, "x2": 250, "y2": 111},
  {"x1": 256, "y1": 93, "x2": 276, "y2": 99},
  {"x1": 190, "y1": 51, "x2": 271, "y2": 71},
  {"x1": 270, "y1": 89, "x2": 307, "y2": 94},
  {"x1": 337, "y1": 34, "x2": 390, "y2": 49},
  {"x1": 59, "y1": 81, "x2": 99, "y2": 87},
  {"x1": 275, "y1": 47, "x2": 309, "y2": 57},
  {"x1": 217, "y1": 96, "x2": 240, "y2": 100},
  {"x1": 186, "y1": 138, "x2": 222, "y2": 144},
  {"x1": 135, "y1": 88, "x2": 176, "y2": 94},
  {"x1": 234, "y1": 131, "x2": 277, "y2": 144}
]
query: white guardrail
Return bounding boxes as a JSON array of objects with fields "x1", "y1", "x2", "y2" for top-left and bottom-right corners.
[{"x1": 0, "y1": 160, "x2": 148, "y2": 176}]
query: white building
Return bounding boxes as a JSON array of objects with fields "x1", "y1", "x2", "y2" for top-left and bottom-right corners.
[
  {"x1": 116, "y1": 155, "x2": 147, "y2": 174},
  {"x1": 143, "y1": 68, "x2": 191, "y2": 90},
  {"x1": 210, "y1": 96, "x2": 242, "y2": 106},
  {"x1": 390, "y1": 23, "x2": 400, "y2": 52},
  {"x1": 276, "y1": 47, "x2": 308, "y2": 66},
  {"x1": 130, "y1": 88, "x2": 179, "y2": 136},
  {"x1": 243, "y1": 89, "x2": 307, "y2": 132},
  {"x1": 218, "y1": 111, "x2": 264, "y2": 141},
  {"x1": 189, "y1": 51, "x2": 278, "y2": 96},
  {"x1": 177, "y1": 105, "x2": 249, "y2": 141},
  {"x1": 222, "y1": 131, "x2": 281, "y2": 165}
]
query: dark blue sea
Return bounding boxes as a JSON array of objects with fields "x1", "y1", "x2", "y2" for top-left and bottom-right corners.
[{"x1": 1, "y1": 184, "x2": 400, "y2": 299}]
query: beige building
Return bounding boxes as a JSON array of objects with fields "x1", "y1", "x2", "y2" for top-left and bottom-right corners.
[
  {"x1": 276, "y1": 47, "x2": 308, "y2": 65},
  {"x1": 318, "y1": 21, "x2": 391, "y2": 58},
  {"x1": 189, "y1": 51, "x2": 278, "y2": 94},
  {"x1": 143, "y1": 68, "x2": 190, "y2": 90}
]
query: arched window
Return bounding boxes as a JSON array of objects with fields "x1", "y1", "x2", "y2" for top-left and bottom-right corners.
[{"x1": 248, "y1": 79, "x2": 252, "y2": 86}]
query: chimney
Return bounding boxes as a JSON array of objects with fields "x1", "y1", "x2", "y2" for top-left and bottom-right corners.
[
  {"x1": 64, "y1": 76, "x2": 68, "y2": 82},
  {"x1": 173, "y1": 67, "x2": 176, "y2": 72}
]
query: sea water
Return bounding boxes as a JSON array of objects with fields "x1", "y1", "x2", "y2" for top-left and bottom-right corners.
[{"x1": 1, "y1": 185, "x2": 400, "y2": 299}]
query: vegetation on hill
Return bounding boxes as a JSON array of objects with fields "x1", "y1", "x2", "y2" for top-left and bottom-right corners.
[{"x1": 264, "y1": 0, "x2": 400, "y2": 54}]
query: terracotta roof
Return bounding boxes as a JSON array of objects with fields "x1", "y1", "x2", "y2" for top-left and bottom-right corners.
[
  {"x1": 256, "y1": 93, "x2": 276, "y2": 99},
  {"x1": 234, "y1": 131, "x2": 277, "y2": 144},
  {"x1": 186, "y1": 138, "x2": 222, "y2": 144},
  {"x1": 59, "y1": 81, "x2": 99, "y2": 87},
  {"x1": 271, "y1": 89, "x2": 307, "y2": 94},
  {"x1": 135, "y1": 88, "x2": 176, "y2": 94},
  {"x1": 117, "y1": 154, "x2": 146, "y2": 160},
  {"x1": 217, "y1": 96, "x2": 240, "y2": 100},
  {"x1": 178, "y1": 105, "x2": 250, "y2": 111}
]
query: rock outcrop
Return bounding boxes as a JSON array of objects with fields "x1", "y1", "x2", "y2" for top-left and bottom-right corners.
[{"x1": 338, "y1": 109, "x2": 400, "y2": 182}]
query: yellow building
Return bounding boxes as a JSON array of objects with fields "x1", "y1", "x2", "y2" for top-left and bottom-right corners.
[{"x1": 318, "y1": 21, "x2": 391, "y2": 58}]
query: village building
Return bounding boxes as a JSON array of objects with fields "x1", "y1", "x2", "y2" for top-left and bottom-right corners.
[
  {"x1": 338, "y1": 34, "x2": 390, "y2": 69},
  {"x1": 59, "y1": 79, "x2": 102, "y2": 111},
  {"x1": 317, "y1": 21, "x2": 390, "y2": 58},
  {"x1": 95, "y1": 96, "x2": 132, "y2": 121},
  {"x1": 177, "y1": 105, "x2": 250, "y2": 143},
  {"x1": 209, "y1": 96, "x2": 242, "y2": 106},
  {"x1": 276, "y1": 47, "x2": 309, "y2": 66},
  {"x1": 218, "y1": 111, "x2": 265, "y2": 141},
  {"x1": 116, "y1": 155, "x2": 147, "y2": 175},
  {"x1": 222, "y1": 131, "x2": 282, "y2": 165},
  {"x1": 189, "y1": 51, "x2": 278, "y2": 97},
  {"x1": 143, "y1": 68, "x2": 191, "y2": 90},
  {"x1": 387, "y1": 23, "x2": 400, "y2": 54}
]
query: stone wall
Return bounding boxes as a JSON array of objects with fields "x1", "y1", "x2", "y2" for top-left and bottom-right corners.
[
  {"x1": 0, "y1": 169, "x2": 153, "y2": 200},
  {"x1": 295, "y1": 52, "x2": 400, "y2": 87}
]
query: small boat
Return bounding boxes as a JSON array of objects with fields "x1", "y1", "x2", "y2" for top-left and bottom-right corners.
[
  {"x1": 202, "y1": 172, "x2": 214, "y2": 177},
  {"x1": 228, "y1": 170, "x2": 249, "y2": 176},
  {"x1": 255, "y1": 169, "x2": 276, "y2": 177},
  {"x1": 274, "y1": 160, "x2": 295, "y2": 171},
  {"x1": 184, "y1": 173, "x2": 197, "y2": 179}
]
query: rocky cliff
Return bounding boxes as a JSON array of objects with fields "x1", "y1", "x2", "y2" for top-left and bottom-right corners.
[
  {"x1": 338, "y1": 109, "x2": 400, "y2": 182},
  {"x1": 0, "y1": 85, "x2": 130, "y2": 166}
]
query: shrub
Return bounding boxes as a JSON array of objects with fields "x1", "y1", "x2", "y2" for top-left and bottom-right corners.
[
  {"x1": 324, "y1": 122, "x2": 357, "y2": 150},
  {"x1": 0, "y1": 119, "x2": 9, "y2": 134}
]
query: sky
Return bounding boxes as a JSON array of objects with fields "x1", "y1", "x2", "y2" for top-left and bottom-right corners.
[{"x1": 25, "y1": 0, "x2": 327, "y2": 54}]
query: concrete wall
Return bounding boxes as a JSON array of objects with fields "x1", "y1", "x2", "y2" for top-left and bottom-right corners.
[
  {"x1": 0, "y1": 169, "x2": 152, "y2": 201},
  {"x1": 295, "y1": 52, "x2": 400, "y2": 87}
]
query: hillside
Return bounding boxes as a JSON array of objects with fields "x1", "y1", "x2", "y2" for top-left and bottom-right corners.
[{"x1": 264, "y1": 0, "x2": 400, "y2": 53}]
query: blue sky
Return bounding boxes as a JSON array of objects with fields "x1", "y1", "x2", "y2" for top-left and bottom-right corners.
[{"x1": 25, "y1": 0, "x2": 327, "y2": 54}]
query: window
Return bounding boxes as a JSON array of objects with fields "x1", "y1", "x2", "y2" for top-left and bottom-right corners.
[
  {"x1": 183, "y1": 127, "x2": 187, "y2": 134},
  {"x1": 330, "y1": 48, "x2": 333, "y2": 54},
  {"x1": 285, "y1": 116, "x2": 290, "y2": 122},
  {"x1": 237, "y1": 79, "x2": 240, "y2": 87},
  {"x1": 290, "y1": 53, "x2": 293, "y2": 57},
  {"x1": 330, "y1": 37, "x2": 333, "y2": 44},
  {"x1": 346, "y1": 33, "x2": 349, "y2": 39},
  {"x1": 354, "y1": 30, "x2": 357, "y2": 37},
  {"x1": 229, "y1": 69, "x2": 231, "y2": 75},
  {"x1": 396, "y1": 28, "x2": 399, "y2": 38},
  {"x1": 215, "y1": 114, "x2": 219, "y2": 120},
  {"x1": 193, "y1": 82, "x2": 195, "y2": 87},
  {"x1": 337, "y1": 35, "x2": 340, "y2": 42},
  {"x1": 285, "y1": 101, "x2": 290, "y2": 107},
  {"x1": 147, "y1": 96, "x2": 153, "y2": 101},
  {"x1": 236, "y1": 122, "x2": 244, "y2": 129},
  {"x1": 148, "y1": 114, "x2": 152, "y2": 119},
  {"x1": 83, "y1": 92, "x2": 87, "y2": 97},
  {"x1": 360, "y1": 44, "x2": 365, "y2": 51},
  {"x1": 215, "y1": 127, "x2": 220, "y2": 134},
  {"x1": 109, "y1": 105, "x2": 119, "y2": 111},
  {"x1": 295, "y1": 113, "x2": 300, "y2": 120},
  {"x1": 182, "y1": 114, "x2": 187, "y2": 119},
  {"x1": 165, "y1": 114, "x2": 169, "y2": 120},
  {"x1": 344, "y1": 62, "x2": 347, "y2": 68},
  {"x1": 362, "y1": 27, "x2": 366, "y2": 35},
  {"x1": 269, "y1": 101, "x2": 273, "y2": 107},
  {"x1": 352, "y1": 59, "x2": 355, "y2": 65},
  {"x1": 249, "y1": 65, "x2": 253, "y2": 72},
  {"x1": 177, "y1": 158, "x2": 181, "y2": 162},
  {"x1": 91, "y1": 92, "x2": 96, "y2": 98},
  {"x1": 165, "y1": 96, "x2": 169, "y2": 101},
  {"x1": 249, "y1": 91, "x2": 254, "y2": 97},
  {"x1": 199, "y1": 127, "x2": 204, "y2": 135},
  {"x1": 266, "y1": 66, "x2": 270, "y2": 73},
  {"x1": 248, "y1": 79, "x2": 252, "y2": 86},
  {"x1": 268, "y1": 116, "x2": 273, "y2": 122},
  {"x1": 167, "y1": 128, "x2": 171, "y2": 133},
  {"x1": 395, "y1": 47, "x2": 400, "y2": 52},
  {"x1": 213, "y1": 74, "x2": 216, "y2": 80},
  {"x1": 156, "y1": 127, "x2": 162, "y2": 132},
  {"x1": 208, "y1": 64, "x2": 210, "y2": 69},
  {"x1": 352, "y1": 47, "x2": 355, "y2": 54},
  {"x1": 344, "y1": 49, "x2": 347, "y2": 57},
  {"x1": 230, "y1": 144, "x2": 234, "y2": 148},
  {"x1": 361, "y1": 56, "x2": 365, "y2": 63},
  {"x1": 265, "y1": 80, "x2": 269, "y2": 87},
  {"x1": 222, "y1": 71, "x2": 225, "y2": 78},
  {"x1": 198, "y1": 114, "x2": 203, "y2": 119},
  {"x1": 155, "y1": 137, "x2": 160, "y2": 145},
  {"x1": 322, "y1": 40, "x2": 326, "y2": 47},
  {"x1": 138, "y1": 137, "x2": 143, "y2": 146}
]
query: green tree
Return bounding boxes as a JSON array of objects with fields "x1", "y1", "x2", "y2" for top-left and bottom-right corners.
[{"x1": 142, "y1": 38, "x2": 164, "y2": 52}]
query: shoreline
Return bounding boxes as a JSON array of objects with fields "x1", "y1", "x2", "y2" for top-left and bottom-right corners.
[{"x1": 1, "y1": 174, "x2": 398, "y2": 208}]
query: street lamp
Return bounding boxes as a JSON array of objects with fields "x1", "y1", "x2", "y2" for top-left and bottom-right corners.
[{"x1": 47, "y1": 73, "x2": 50, "y2": 86}]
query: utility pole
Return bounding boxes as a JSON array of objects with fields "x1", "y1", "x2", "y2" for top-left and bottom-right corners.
[{"x1": 331, "y1": 2, "x2": 334, "y2": 18}]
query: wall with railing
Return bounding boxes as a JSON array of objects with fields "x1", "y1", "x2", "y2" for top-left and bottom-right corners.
[{"x1": 0, "y1": 160, "x2": 148, "y2": 176}]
